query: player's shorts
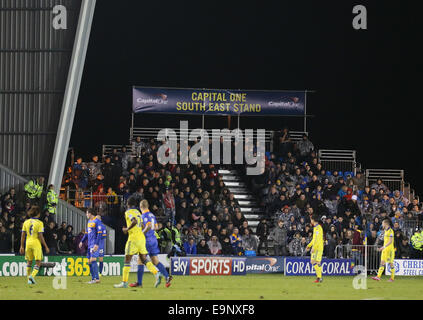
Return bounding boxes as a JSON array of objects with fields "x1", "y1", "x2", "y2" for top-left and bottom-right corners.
[
  {"x1": 381, "y1": 248, "x2": 395, "y2": 263},
  {"x1": 125, "y1": 239, "x2": 148, "y2": 256},
  {"x1": 311, "y1": 249, "x2": 323, "y2": 263},
  {"x1": 146, "y1": 238, "x2": 160, "y2": 256},
  {"x1": 98, "y1": 245, "x2": 105, "y2": 258},
  {"x1": 87, "y1": 246, "x2": 100, "y2": 260},
  {"x1": 25, "y1": 243, "x2": 43, "y2": 261}
]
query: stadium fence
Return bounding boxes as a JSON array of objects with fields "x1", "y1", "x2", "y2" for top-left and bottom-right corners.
[{"x1": 335, "y1": 244, "x2": 380, "y2": 274}]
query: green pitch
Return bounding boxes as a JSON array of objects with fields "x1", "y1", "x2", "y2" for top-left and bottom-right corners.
[{"x1": 1, "y1": 274, "x2": 423, "y2": 300}]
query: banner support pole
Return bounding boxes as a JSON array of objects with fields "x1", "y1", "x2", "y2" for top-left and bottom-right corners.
[
  {"x1": 202, "y1": 115, "x2": 205, "y2": 130},
  {"x1": 304, "y1": 90, "x2": 308, "y2": 133}
]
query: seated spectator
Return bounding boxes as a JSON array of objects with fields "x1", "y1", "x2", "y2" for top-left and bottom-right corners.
[
  {"x1": 57, "y1": 234, "x2": 73, "y2": 255},
  {"x1": 183, "y1": 237, "x2": 197, "y2": 255},
  {"x1": 197, "y1": 239, "x2": 211, "y2": 255},
  {"x1": 221, "y1": 237, "x2": 233, "y2": 255},
  {"x1": 207, "y1": 235, "x2": 222, "y2": 255}
]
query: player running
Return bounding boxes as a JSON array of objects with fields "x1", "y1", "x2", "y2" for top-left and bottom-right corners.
[
  {"x1": 96, "y1": 215, "x2": 107, "y2": 277},
  {"x1": 372, "y1": 218, "x2": 395, "y2": 282},
  {"x1": 129, "y1": 200, "x2": 173, "y2": 288},
  {"x1": 306, "y1": 214, "x2": 324, "y2": 283},
  {"x1": 114, "y1": 197, "x2": 149, "y2": 288},
  {"x1": 79, "y1": 208, "x2": 102, "y2": 284},
  {"x1": 20, "y1": 206, "x2": 50, "y2": 285}
]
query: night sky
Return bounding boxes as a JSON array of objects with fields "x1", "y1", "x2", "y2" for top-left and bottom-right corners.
[{"x1": 70, "y1": 1, "x2": 421, "y2": 194}]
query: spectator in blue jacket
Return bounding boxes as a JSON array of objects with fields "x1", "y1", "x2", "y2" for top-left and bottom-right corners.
[{"x1": 183, "y1": 237, "x2": 197, "y2": 255}]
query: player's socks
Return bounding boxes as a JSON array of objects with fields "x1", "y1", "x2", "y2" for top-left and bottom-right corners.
[
  {"x1": 146, "y1": 261, "x2": 158, "y2": 275},
  {"x1": 91, "y1": 261, "x2": 99, "y2": 280},
  {"x1": 137, "y1": 265, "x2": 144, "y2": 285},
  {"x1": 31, "y1": 265, "x2": 40, "y2": 278},
  {"x1": 156, "y1": 262, "x2": 169, "y2": 278},
  {"x1": 27, "y1": 266, "x2": 32, "y2": 278},
  {"x1": 99, "y1": 262, "x2": 104, "y2": 275},
  {"x1": 123, "y1": 263, "x2": 131, "y2": 283},
  {"x1": 89, "y1": 263, "x2": 94, "y2": 280},
  {"x1": 315, "y1": 264, "x2": 322, "y2": 279},
  {"x1": 390, "y1": 267, "x2": 395, "y2": 280},
  {"x1": 377, "y1": 266, "x2": 385, "y2": 278}
]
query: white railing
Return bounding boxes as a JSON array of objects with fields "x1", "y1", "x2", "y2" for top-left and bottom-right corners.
[
  {"x1": 365, "y1": 169, "x2": 405, "y2": 192},
  {"x1": 318, "y1": 149, "x2": 357, "y2": 175}
]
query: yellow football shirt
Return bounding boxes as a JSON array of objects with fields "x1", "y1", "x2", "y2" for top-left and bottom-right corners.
[
  {"x1": 383, "y1": 228, "x2": 394, "y2": 250},
  {"x1": 308, "y1": 224, "x2": 324, "y2": 251},
  {"x1": 125, "y1": 208, "x2": 144, "y2": 241},
  {"x1": 22, "y1": 218, "x2": 44, "y2": 246}
]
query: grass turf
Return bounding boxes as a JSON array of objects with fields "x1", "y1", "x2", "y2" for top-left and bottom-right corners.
[{"x1": 0, "y1": 274, "x2": 422, "y2": 300}]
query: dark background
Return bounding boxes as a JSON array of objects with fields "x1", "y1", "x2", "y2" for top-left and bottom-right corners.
[{"x1": 70, "y1": 1, "x2": 421, "y2": 194}]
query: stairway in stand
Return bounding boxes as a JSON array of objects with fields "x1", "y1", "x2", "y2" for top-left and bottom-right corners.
[{"x1": 219, "y1": 169, "x2": 264, "y2": 233}]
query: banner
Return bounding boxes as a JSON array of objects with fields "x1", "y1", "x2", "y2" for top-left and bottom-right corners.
[
  {"x1": 133, "y1": 87, "x2": 306, "y2": 116},
  {"x1": 0, "y1": 254, "x2": 171, "y2": 277},
  {"x1": 245, "y1": 257, "x2": 284, "y2": 274},
  {"x1": 284, "y1": 258, "x2": 355, "y2": 276},
  {"x1": 386, "y1": 259, "x2": 423, "y2": 276},
  {"x1": 171, "y1": 256, "x2": 247, "y2": 276},
  {"x1": 0, "y1": 255, "x2": 122, "y2": 277}
]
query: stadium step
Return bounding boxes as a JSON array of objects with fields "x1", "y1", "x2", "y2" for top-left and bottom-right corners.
[
  {"x1": 218, "y1": 169, "x2": 238, "y2": 175},
  {"x1": 232, "y1": 194, "x2": 255, "y2": 200},
  {"x1": 223, "y1": 181, "x2": 246, "y2": 187},
  {"x1": 240, "y1": 207, "x2": 262, "y2": 213},
  {"x1": 244, "y1": 214, "x2": 262, "y2": 220},
  {"x1": 227, "y1": 187, "x2": 250, "y2": 194},
  {"x1": 237, "y1": 200, "x2": 258, "y2": 207},
  {"x1": 221, "y1": 168, "x2": 264, "y2": 233},
  {"x1": 221, "y1": 175, "x2": 242, "y2": 181}
]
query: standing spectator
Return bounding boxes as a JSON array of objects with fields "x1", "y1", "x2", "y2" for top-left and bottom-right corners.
[
  {"x1": 296, "y1": 134, "x2": 314, "y2": 162},
  {"x1": 269, "y1": 220, "x2": 288, "y2": 256},
  {"x1": 230, "y1": 228, "x2": 243, "y2": 256},
  {"x1": 256, "y1": 218, "x2": 270, "y2": 255},
  {"x1": 0, "y1": 225, "x2": 12, "y2": 253},
  {"x1": 44, "y1": 221, "x2": 58, "y2": 255},
  {"x1": 46, "y1": 184, "x2": 58, "y2": 215},
  {"x1": 288, "y1": 232, "x2": 306, "y2": 256},
  {"x1": 74, "y1": 229, "x2": 87, "y2": 256},
  {"x1": 241, "y1": 229, "x2": 258, "y2": 254}
]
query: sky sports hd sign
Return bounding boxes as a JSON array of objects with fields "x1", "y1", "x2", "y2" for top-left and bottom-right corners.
[
  {"x1": 284, "y1": 258, "x2": 355, "y2": 276},
  {"x1": 171, "y1": 257, "x2": 247, "y2": 276}
]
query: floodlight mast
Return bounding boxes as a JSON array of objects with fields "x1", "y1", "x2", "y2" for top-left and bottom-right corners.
[{"x1": 49, "y1": 0, "x2": 97, "y2": 193}]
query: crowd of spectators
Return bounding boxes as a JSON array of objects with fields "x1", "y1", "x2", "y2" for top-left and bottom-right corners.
[
  {"x1": 244, "y1": 129, "x2": 423, "y2": 258},
  {"x1": 0, "y1": 188, "x2": 84, "y2": 255},
  {"x1": 61, "y1": 136, "x2": 260, "y2": 255}
]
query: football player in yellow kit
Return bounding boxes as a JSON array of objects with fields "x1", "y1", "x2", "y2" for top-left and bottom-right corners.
[
  {"x1": 114, "y1": 197, "x2": 149, "y2": 288},
  {"x1": 372, "y1": 218, "x2": 395, "y2": 282},
  {"x1": 20, "y1": 206, "x2": 50, "y2": 285},
  {"x1": 306, "y1": 214, "x2": 324, "y2": 283}
]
